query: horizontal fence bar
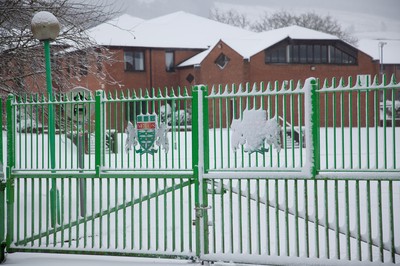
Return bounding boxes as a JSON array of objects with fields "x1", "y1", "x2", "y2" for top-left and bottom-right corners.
[{"x1": 8, "y1": 247, "x2": 194, "y2": 260}]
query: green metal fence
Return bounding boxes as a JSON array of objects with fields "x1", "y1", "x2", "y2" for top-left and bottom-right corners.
[
  {"x1": 3, "y1": 87, "x2": 197, "y2": 260},
  {"x1": 1, "y1": 76, "x2": 399, "y2": 265},
  {"x1": 201, "y1": 76, "x2": 400, "y2": 265}
]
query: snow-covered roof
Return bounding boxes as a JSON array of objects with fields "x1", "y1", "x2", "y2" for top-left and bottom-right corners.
[
  {"x1": 88, "y1": 11, "x2": 255, "y2": 49},
  {"x1": 178, "y1": 48, "x2": 213, "y2": 67},
  {"x1": 87, "y1": 14, "x2": 145, "y2": 46},
  {"x1": 179, "y1": 25, "x2": 341, "y2": 67},
  {"x1": 358, "y1": 39, "x2": 400, "y2": 64}
]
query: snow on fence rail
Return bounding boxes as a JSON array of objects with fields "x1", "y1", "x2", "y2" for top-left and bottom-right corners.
[{"x1": 1, "y1": 75, "x2": 399, "y2": 265}]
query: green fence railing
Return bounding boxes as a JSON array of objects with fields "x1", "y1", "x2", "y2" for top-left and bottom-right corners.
[{"x1": 2, "y1": 75, "x2": 399, "y2": 265}]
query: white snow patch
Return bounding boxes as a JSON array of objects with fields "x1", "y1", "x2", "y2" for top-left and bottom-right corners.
[
  {"x1": 231, "y1": 108, "x2": 281, "y2": 153},
  {"x1": 31, "y1": 11, "x2": 59, "y2": 26}
]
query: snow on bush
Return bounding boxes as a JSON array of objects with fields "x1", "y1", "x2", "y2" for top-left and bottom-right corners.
[{"x1": 231, "y1": 108, "x2": 281, "y2": 153}]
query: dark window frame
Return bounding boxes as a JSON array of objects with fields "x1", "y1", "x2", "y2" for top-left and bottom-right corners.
[
  {"x1": 265, "y1": 39, "x2": 358, "y2": 65},
  {"x1": 165, "y1": 50, "x2": 175, "y2": 72},
  {"x1": 124, "y1": 50, "x2": 145, "y2": 72},
  {"x1": 215, "y1": 53, "x2": 230, "y2": 69}
]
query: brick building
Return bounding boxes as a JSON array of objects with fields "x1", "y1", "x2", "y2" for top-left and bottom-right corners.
[
  {"x1": 71, "y1": 11, "x2": 379, "y2": 94},
  {"x1": 64, "y1": 11, "x2": 390, "y2": 128}
]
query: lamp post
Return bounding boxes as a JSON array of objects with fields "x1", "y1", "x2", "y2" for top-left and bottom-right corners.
[
  {"x1": 31, "y1": 11, "x2": 60, "y2": 227},
  {"x1": 379, "y1": 41, "x2": 387, "y2": 77}
]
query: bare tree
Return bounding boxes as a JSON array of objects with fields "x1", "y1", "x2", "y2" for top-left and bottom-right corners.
[
  {"x1": 209, "y1": 9, "x2": 357, "y2": 45},
  {"x1": 252, "y1": 11, "x2": 357, "y2": 45},
  {"x1": 210, "y1": 8, "x2": 251, "y2": 30},
  {"x1": 0, "y1": 0, "x2": 119, "y2": 96}
]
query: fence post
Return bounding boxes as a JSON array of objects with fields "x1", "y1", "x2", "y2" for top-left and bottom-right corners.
[
  {"x1": 0, "y1": 178, "x2": 5, "y2": 263},
  {"x1": 192, "y1": 85, "x2": 209, "y2": 258},
  {"x1": 306, "y1": 78, "x2": 320, "y2": 177},
  {"x1": 95, "y1": 90, "x2": 104, "y2": 177},
  {"x1": 5, "y1": 94, "x2": 14, "y2": 253},
  {"x1": 0, "y1": 97, "x2": 5, "y2": 263}
]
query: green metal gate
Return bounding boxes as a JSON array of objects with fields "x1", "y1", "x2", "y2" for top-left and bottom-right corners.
[{"x1": 1, "y1": 75, "x2": 399, "y2": 265}]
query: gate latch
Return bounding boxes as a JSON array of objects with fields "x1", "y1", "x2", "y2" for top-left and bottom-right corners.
[{"x1": 194, "y1": 205, "x2": 211, "y2": 218}]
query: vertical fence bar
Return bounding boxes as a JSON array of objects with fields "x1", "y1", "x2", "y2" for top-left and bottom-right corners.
[
  {"x1": 192, "y1": 86, "x2": 200, "y2": 257},
  {"x1": 6, "y1": 94, "x2": 15, "y2": 250},
  {"x1": 0, "y1": 97, "x2": 5, "y2": 261},
  {"x1": 95, "y1": 90, "x2": 104, "y2": 176},
  {"x1": 0, "y1": 179, "x2": 4, "y2": 263},
  {"x1": 202, "y1": 85, "x2": 210, "y2": 256},
  {"x1": 0, "y1": 96, "x2": 4, "y2": 258}
]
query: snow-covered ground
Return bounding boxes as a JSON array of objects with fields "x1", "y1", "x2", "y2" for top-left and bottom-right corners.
[{"x1": 5, "y1": 252, "x2": 254, "y2": 266}]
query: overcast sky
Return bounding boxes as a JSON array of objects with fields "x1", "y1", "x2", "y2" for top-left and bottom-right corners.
[{"x1": 109, "y1": 0, "x2": 400, "y2": 21}]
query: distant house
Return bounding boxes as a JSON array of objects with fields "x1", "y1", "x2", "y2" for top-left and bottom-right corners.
[
  {"x1": 68, "y1": 11, "x2": 379, "y2": 93},
  {"x1": 178, "y1": 25, "x2": 379, "y2": 87},
  {"x1": 71, "y1": 12, "x2": 255, "y2": 93},
  {"x1": 60, "y1": 11, "x2": 389, "y2": 127}
]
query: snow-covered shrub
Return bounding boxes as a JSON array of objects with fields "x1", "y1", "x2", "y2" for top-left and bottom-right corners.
[{"x1": 159, "y1": 103, "x2": 191, "y2": 126}]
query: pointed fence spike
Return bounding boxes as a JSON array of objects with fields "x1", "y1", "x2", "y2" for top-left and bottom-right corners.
[
  {"x1": 338, "y1": 77, "x2": 345, "y2": 88},
  {"x1": 245, "y1": 82, "x2": 251, "y2": 93},
  {"x1": 281, "y1": 80, "x2": 287, "y2": 90},
  {"x1": 266, "y1": 81, "x2": 272, "y2": 91},
  {"x1": 382, "y1": 73, "x2": 387, "y2": 86},
  {"x1": 251, "y1": 82, "x2": 257, "y2": 94},
  {"x1": 347, "y1": 76, "x2": 353, "y2": 88},
  {"x1": 138, "y1": 88, "x2": 143, "y2": 99},
  {"x1": 169, "y1": 87, "x2": 176, "y2": 97},
  {"x1": 223, "y1": 84, "x2": 229, "y2": 95},
  {"x1": 183, "y1": 86, "x2": 189, "y2": 96},
  {"x1": 218, "y1": 84, "x2": 223, "y2": 95},
  {"x1": 296, "y1": 80, "x2": 302, "y2": 90},
  {"x1": 177, "y1": 86, "x2": 181, "y2": 97},
  {"x1": 231, "y1": 83, "x2": 237, "y2": 95},
  {"x1": 332, "y1": 77, "x2": 337, "y2": 88},
  {"x1": 157, "y1": 88, "x2": 162, "y2": 98},
  {"x1": 210, "y1": 85, "x2": 215, "y2": 95},
  {"x1": 372, "y1": 75, "x2": 379, "y2": 85},
  {"x1": 390, "y1": 74, "x2": 397, "y2": 85},
  {"x1": 144, "y1": 88, "x2": 149, "y2": 98},
  {"x1": 260, "y1": 81, "x2": 265, "y2": 93},
  {"x1": 274, "y1": 80, "x2": 279, "y2": 91},
  {"x1": 289, "y1": 80, "x2": 294, "y2": 91},
  {"x1": 323, "y1": 78, "x2": 329, "y2": 89}
]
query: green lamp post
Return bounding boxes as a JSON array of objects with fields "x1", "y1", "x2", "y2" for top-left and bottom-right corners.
[{"x1": 31, "y1": 11, "x2": 61, "y2": 227}]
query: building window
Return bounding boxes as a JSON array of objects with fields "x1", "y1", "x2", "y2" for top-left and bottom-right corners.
[
  {"x1": 165, "y1": 51, "x2": 175, "y2": 72},
  {"x1": 215, "y1": 53, "x2": 230, "y2": 69},
  {"x1": 124, "y1": 51, "x2": 145, "y2": 71},
  {"x1": 266, "y1": 41, "x2": 357, "y2": 65},
  {"x1": 266, "y1": 46, "x2": 286, "y2": 63},
  {"x1": 186, "y1": 73, "x2": 194, "y2": 83}
]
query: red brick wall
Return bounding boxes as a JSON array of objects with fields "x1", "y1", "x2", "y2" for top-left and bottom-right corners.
[
  {"x1": 249, "y1": 50, "x2": 379, "y2": 85},
  {"x1": 72, "y1": 47, "x2": 201, "y2": 93},
  {"x1": 70, "y1": 41, "x2": 382, "y2": 129}
]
